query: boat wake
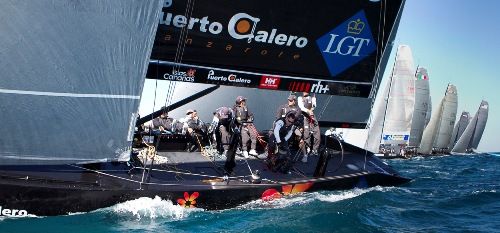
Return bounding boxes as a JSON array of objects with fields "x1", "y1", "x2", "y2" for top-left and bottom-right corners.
[
  {"x1": 110, "y1": 196, "x2": 202, "y2": 220},
  {"x1": 238, "y1": 186, "x2": 397, "y2": 210}
]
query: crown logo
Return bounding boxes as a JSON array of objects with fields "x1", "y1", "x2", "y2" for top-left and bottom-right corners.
[{"x1": 347, "y1": 19, "x2": 365, "y2": 34}]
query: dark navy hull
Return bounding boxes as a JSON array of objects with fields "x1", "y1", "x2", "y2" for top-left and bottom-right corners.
[{"x1": 0, "y1": 138, "x2": 410, "y2": 216}]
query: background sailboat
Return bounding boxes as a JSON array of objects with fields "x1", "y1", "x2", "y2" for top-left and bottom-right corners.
[
  {"x1": 365, "y1": 45, "x2": 415, "y2": 154},
  {"x1": 408, "y1": 67, "x2": 430, "y2": 148},
  {"x1": 451, "y1": 100, "x2": 489, "y2": 153},
  {"x1": 418, "y1": 84, "x2": 457, "y2": 154}
]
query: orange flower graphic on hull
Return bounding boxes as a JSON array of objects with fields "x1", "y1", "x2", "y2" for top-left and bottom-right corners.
[
  {"x1": 261, "y1": 182, "x2": 313, "y2": 201},
  {"x1": 177, "y1": 192, "x2": 199, "y2": 208}
]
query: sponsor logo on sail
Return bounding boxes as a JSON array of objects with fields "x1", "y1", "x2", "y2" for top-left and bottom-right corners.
[
  {"x1": 207, "y1": 70, "x2": 252, "y2": 84},
  {"x1": 163, "y1": 69, "x2": 196, "y2": 82},
  {"x1": 0, "y1": 206, "x2": 28, "y2": 217},
  {"x1": 316, "y1": 10, "x2": 376, "y2": 76},
  {"x1": 383, "y1": 134, "x2": 410, "y2": 141},
  {"x1": 259, "y1": 76, "x2": 281, "y2": 89}
]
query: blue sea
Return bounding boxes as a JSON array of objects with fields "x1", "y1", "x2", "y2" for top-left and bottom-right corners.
[{"x1": 1, "y1": 154, "x2": 499, "y2": 233}]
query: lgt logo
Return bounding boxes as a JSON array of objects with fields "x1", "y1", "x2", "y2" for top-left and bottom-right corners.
[
  {"x1": 311, "y1": 81, "x2": 330, "y2": 94},
  {"x1": 259, "y1": 76, "x2": 281, "y2": 89},
  {"x1": 316, "y1": 10, "x2": 376, "y2": 77}
]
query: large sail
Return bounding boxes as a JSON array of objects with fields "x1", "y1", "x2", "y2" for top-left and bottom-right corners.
[
  {"x1": 0, "y1": 1, "x2": 163, "y2": 165},
  {"x1": 380, "y1": 45, "x2": 415, "y2": 146},
  {"x1": 418, "y1": 98, "x2": 444, "y2": 154},
  {"x1": 448, "y1": 111, "x2": 470, "y2": 149},
  {"x1": 452, "y1": 100, "x2": 489, "y2": 152},
  {"x1": 145, "y1": 0, "x2": 406, "y2": 127},
  {"x1": 433, "y1": 84, "x2": 458, "y2": 150},
  {"x1": 408, "y1": 67, "x2": 430, "y2": 147}
]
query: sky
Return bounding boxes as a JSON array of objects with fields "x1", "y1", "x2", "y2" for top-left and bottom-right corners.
[
  {"x1": 379, "y1": 0, "x2": 500, "y2": 152},
  {"x1": 139, "y1": 0, "x2": 499, "y2": 152}
]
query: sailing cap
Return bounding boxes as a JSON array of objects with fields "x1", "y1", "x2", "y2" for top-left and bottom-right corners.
[
  {"x1": 288, "y1": 95, "x2": 297, "y2": 101},
  {"x1": 186, "y1": 109, "x2": 195, "y2": 115}
]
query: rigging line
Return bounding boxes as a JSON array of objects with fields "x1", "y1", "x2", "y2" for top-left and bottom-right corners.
[
  {"x1": 172, "y1": 0, "x2": 192, "y2": 71},
  {"x1": 369, "y1": 0, "x2": 388, "y2": 116},
  {"x1": 317, "y1": 95, "x2": 333, "y2": 120},
  {"x1": 164, "y1": 0, "x2": 196, "y2": 109}
]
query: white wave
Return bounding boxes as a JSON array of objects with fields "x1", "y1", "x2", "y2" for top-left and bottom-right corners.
[
  {"x1": 472, "y1": 189, "x2": 497, "y2": 194},
  {"x1": 238, "y1": 186, "x2": 399, "y2": 210},
  {"x1": 111, "y1": 196, "x2": 202, "y2": 220}
]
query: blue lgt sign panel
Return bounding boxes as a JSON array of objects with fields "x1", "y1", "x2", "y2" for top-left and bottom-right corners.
[{"x1": 316, "y1": 10, "x2": 376, "y2": 77}]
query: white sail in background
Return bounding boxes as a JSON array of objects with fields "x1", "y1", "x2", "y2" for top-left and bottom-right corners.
[
  {"x1": 448, "y1": 111, "x2": 470, "y2": 149},
  {"x1": 452, "y1": 101, "x2": 489, "y2": 153},
  {"x1": 425, "y1": 96, "x2": 432, "y2": 127},
  {"x1": 408, "y1": 67, "x2": 430, "y2": 147},
  {"x1": 418, "y1": 97, "x2": 444, "y2": 154},
  {"x1": 380, "y1": 45, "x2": 416, "y2": 146},
  {"x1": 433, "y1": 84, "x2": 458, "y2": 150},
  {"x1": 365, "y1": 45, "x2": 416, "y2": 152}
]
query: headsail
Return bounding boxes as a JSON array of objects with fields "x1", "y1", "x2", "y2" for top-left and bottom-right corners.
[
  {"x1": 448, "y1": 111, "x2": 470, "y2": 149},
  {"x1": 425, "y1": 96, "x2": 432, "y2": 127},
  {"x1": 144, "y1": 0, "x2": 406, "y2": 128},
  {"x1": 418, "y1": 96, "x2": 444, "y2": 154},
  {"x1": 0, "y1": 1, "x2": 163, "y2": 165}
]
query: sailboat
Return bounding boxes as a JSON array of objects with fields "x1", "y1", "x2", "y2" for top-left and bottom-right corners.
[
  {"x1": 417, "y1": 84, "x2": 458, "y2": 154},
  {"x1": 365, "y1": 45, "x2": 415, "y2": 157},
  {"x1": 451, "y1": 101, "x2": 489, "y2": 154},
  {"x1": 0, "y1": 0, "x2": 409, "y2": 216},
  {"x1": 448, "y1": 111, "x2": 471, "y2": 150}
]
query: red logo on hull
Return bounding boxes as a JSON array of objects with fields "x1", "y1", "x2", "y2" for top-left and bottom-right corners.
[{"x1": 259, "y1": 76, "x2": 281, "y2": 89}]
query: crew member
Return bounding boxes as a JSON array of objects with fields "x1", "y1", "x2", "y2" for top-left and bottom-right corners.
[
  {"x1": 268, "y1": 112, "x2": 298, "y2": 173},
  {"x1": 211, "y1": 106, "x2": 234, "y2": 156},
  {"x1": 234, "y1": 96, "x2": 258, "y2": 158},
  {"x1": 152, "y1": 109, "x2": 174, "y2": 133},
  {"x1": 298, "y1": 92, "x2": 320, "y2": 157},
  {"x1": 276, "y1": 94, "x2": 306, "y2": 162},
  {"x1": 185, "y1": 109, "x2": 205, "y2": 152}
]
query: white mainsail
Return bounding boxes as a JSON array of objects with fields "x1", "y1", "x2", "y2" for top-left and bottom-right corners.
[
  {"x1": 448, "y1": 111, "x2": 470, "y2": 149},
  {"x1": 408, "y1": 67, "x2": 430, "y2": 147},
  {"x1": 365, "y1": 45, "x2": 415, "y2": 152},
  {"x1": 452, "y1": 101, "x2": 489, "y2": 153},
  {"x1": 433, "y1": 84, "x2": 458, "y2": 150}
]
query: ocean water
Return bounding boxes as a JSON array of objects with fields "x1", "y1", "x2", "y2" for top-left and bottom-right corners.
[{"x1": 1, "y1": 154, "x2": 499, "y2": 233}]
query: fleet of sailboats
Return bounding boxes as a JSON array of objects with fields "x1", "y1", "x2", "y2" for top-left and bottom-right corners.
[{"x1": 366, "y1": 44, "x2": 488, "y2": 157}]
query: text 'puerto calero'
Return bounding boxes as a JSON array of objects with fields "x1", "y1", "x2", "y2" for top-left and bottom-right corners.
[{"x1": 159, "y1": 1, "x2": 308, "y2": 48}]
